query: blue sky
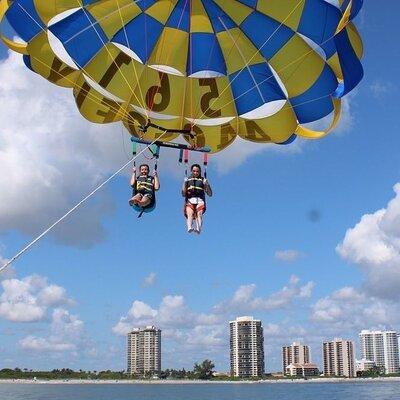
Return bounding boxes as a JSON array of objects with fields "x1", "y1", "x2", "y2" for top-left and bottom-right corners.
[{"x1": 1, "y1": 1, "x2": 400, "y2": 373}]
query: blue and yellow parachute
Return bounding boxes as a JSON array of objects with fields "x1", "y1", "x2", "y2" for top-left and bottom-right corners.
[{"x1": 0, "y1": 0, "x2": 364, "y2": 152}]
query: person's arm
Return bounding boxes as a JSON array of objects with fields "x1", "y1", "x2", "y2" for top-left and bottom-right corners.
[
  {"x1": 181, "y1": 177, "x2": 188, "y2": 197},
  {"x1": 153, "y1": 171, "x2": 160, "y2": 191},
  {"x1": 130, "y1": 168, "x2": 136, "y2": 187},
  {"x1": 204, "y1": 178, "x2": 212, "y2": 197}
]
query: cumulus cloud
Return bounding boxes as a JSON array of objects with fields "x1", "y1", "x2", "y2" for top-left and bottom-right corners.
[
  {"x1": 143, "y1": 272, "x2": 157, "y2": 287},
  {"x1": 0, "y1": 275, "x2": 73, "y2": 322},
  {"x1": 369, "y1": 81, "x2": 392, "y2": 99},
  {"x1": 274, "y1": 249, "x2": 304, "y2": 263},
  {"x1": 337, "y1": 183, "x2": 400, "y2": 298},
  {"x1": 0, "y1": 51, "x2": 128, "y2": 247},
  {"x1": 19, "y1": 308, "x2": 84, "y2": 352},
  {"x1": 214, "y1": 275, "x2": 314, "y2": 314},
  {"x1": 311, "y1": 286, "x2": 399, "y2": 334}
]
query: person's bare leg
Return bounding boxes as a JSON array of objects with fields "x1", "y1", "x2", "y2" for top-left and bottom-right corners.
[
  {"x1": 186, "y1": 207, "x2": 195, "y2": 233},
  {"x1": 129, "y1": 193, "x2": 142, "y2": 206},
  {"x1": 195, "y1": 210, "x2": 204, "y2": 233},
  {"x1": 138, "y1": 196, "x2": 151, "y2": 208}
]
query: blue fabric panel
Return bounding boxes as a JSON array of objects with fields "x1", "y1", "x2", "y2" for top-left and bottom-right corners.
[
  {"x1": 236, "y1": 0, "x2": 257, "y2": 8},
  {"x1": 5, "y1": 0, "x2": 45, "y2": 42},
  {"x1": 350, "y1": 0, "x2": 363, "y2": 19},
  {"x1": 82, "y1": 0, "x2": 100, "y2": 5},
  {"x1": 166, "y1": 0, "x2": 190, "y2": 32},
  {"x1": 240, "y1": 12, "x2": 294, "y2": 60},
  {"x1": 187, "y1": 33, "x2": 226, "y2": 76},
  {"x1": 135, "y1": 0, "x2": 157, "y2": 12},
  {"x1": 298, "y1": 0, "x2": 341, "y2": 59},
  {"x1": 230, "y1": 63, "x2": 286, "y2": 115},
  {"x1": 23, "y1": 54, "x2": 34, "y2": 72},
  {"x1": 333, "y1": 28, "x2": 363, "y2": 97},
  {"x1": 202, "y1": 0, "x2": 236, "y2": 33},
  {"x1": 112, "y1": 13, "x2": 163, "y2": 63},
  {"x1": 50, "y1": 9, "x2": 108, "y2": 67},
  {"x1": 290, "y1": 64, "x2": 337, "y2": 123},
  {"x1": 277, "y1": 134, "x2": 297, "y2": 145}
]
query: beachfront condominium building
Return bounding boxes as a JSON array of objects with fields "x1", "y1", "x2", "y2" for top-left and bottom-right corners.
[
  {"x1": 359, "y1": 330, "x2": 400, "y2": 374},
  {"x1": 282, "y1": 342, "x2": 310, "y2": 374},
  {"x1": 323, "y1": 339, "x2": 355, "y2": 378},
  {"x1": 230, "y1": 316, "x2": 265, "y2": 377},
  {"x1": 127, "y1": 326, "x2": 161, "y2": 376}
]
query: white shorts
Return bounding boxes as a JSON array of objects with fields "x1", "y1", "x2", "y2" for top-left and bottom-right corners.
[{"x1": 188, "y1": 197, "x2": 204, "y2": 206}]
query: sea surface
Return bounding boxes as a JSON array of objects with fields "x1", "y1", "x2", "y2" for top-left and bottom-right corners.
[{"x1": 0, "y1": 382, "x2": 399, "y2": 400}]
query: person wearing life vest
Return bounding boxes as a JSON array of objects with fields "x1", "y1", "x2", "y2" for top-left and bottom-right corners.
[
  {"x1": 129, "y1": 164, "x2": 160, "y2": 208},
  {"x1": 182, "y1": 164, "x2": 212, "y2": 234}
]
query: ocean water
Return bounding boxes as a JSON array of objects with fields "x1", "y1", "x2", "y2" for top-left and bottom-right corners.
[{"x1": 0, "y1": 382, "x2": 399, "y2": 400}]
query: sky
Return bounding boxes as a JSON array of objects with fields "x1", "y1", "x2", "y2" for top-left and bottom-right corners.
[{"x1": 1, "y1": 1, "x2": 400, "y2": 374}]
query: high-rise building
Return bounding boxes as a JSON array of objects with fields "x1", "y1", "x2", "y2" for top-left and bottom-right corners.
[
  {"x1": 359, "y1": 330, "x2": 400, "y2": 374},
  {"x1": 282, "y1": 342, "x2": 310, "y2": 374},
  {"x1": 323, "y1": 338, "x2": 355, "y2": 378},
  {"x1": 127, "y1": 326, "x2": 161, "y2": 376},
  {"x1": 230, "y1": 316, "x2": 264, "y2": 377}
]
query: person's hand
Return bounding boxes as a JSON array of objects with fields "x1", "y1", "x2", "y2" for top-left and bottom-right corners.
[
  {"x1": 132, "y1": 167, "x2": 136, "y2": 174},
  {"x1": 153, "y1": 170, "x2": 158, "y2": 176},
  {"x1": 184, "y1": 177, "x2": 188, "y2": 182},
  {"x1": 203, "y1": 178, "x2": 208, "y2": 184}
]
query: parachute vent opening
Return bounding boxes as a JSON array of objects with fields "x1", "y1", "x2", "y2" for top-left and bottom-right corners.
[
  {"x1": 112, "y1": 42, "x2": 142, "y2": 63},
  {"x1": 240, "y1": 101, "x2": 287, "y2": 120},
  {"x1": 82, "y1": 74, "x2": 125, "y2": 103},
  {"x1": 189, "y1": 71, "x2": 225, "y2": 79},
  {"x1": 48, "y1": 8, "x2": 81, "y2": 27},
  {"x1": 149, "y1": 65, "x2": 184, "y2": 77},
  {"x1": 47, "y1": 31, "x2": 79, "y2": 70}
]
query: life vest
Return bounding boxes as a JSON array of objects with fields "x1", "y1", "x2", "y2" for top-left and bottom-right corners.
[
  {"x1": 186, "y1": 175, "x2": 205, "y2": 201},
  {"x1": 136, "y1": 175, "x2": 154, "y2": 196}
]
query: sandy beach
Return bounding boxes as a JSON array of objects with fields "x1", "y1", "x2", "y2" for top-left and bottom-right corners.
[{"x1": 1, "y1": 377, "x2": 400, "y2": 385}]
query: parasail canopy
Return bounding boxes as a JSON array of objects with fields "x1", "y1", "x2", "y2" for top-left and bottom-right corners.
[{"x1": 1, "y1": 0, "x2": 364, "y2": 152}]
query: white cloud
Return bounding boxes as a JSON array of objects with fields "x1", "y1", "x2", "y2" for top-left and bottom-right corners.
[
  {"x1": 275, "y1": 249, "x2": 303, "y2": 262},
  {"x1": 214, "y1": 275, "x2": 314, "y2": 313},
  {"x1": 0, "y1": 274, "x2": 73, "y2": 322},
  {"x1": 0, "y1": 52, "x2": 128, "y2": 247},
  {"x1": 19, "y1": 308, "x2": 84, "y2": 352},
  {"x1": 337, "y1": 183, "x2": 400, "y2": 298},
  {"x1": 143, "y1": 272, "x2": 157, "y2": 287},
  {"x1": 369, "y1": 81, "x2": 392, "y2": 99}
]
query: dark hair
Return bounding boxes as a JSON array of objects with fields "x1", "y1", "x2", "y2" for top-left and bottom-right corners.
[
  {"x1": 139, "y1": 164, "x2": 150, "y2": 171},
  {"x1": 191, "y1": 164, "x2": 202, "y2": 175}
]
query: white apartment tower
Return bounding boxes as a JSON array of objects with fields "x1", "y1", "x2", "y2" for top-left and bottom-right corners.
[
  {"x1": 230, "y1": 316, "x2": 265, "y2": 377},
  {"x1": 323, "y1": 338, "x2": 355, "y2": 378},
  {"x1": 282, "y1": 342, "x2": 310, "y2": 374},
  {"x1": 127, "y1": 326, "x2": 161, "y2": 376},
  {"x1": 359, "y1": 330, "x2": 400, "y2": 374}
]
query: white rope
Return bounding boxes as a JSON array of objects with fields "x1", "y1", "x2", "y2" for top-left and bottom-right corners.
[{"x1": 0, "y1": 133, "x2": 164, "y2": 274}]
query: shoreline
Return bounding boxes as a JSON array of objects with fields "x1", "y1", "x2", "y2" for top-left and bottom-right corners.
[{"x1": 0, "y1": 377, "x2": 400, "y2": 385}]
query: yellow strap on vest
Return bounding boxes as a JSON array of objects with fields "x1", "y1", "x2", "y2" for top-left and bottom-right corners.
[
  {"x1": 295, "y1": 98, "x2": 341, "y2": 140},
  {"x1": 0, "y1": 0, "x2": 29, "y2": 55}
]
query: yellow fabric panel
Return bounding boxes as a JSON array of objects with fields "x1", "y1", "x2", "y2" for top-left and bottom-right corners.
[
  {"x1": 147, "y1": 28, "x2": 188, "y2": 76},
  {"x1": 33, "y1": 0, "x2": 81, "y2": 24},
  {"x1": 28, "y1": 32, "x2": 79, "y2": 87},
  {"x1": 123, "y1": 108, "x2": 179, "y2": 142},
  {"x1": 296, "y1": 97, "x2": 341, "y2": 139},
  {"x1": 336, "y1": 0, "x2": 352, "y2": 33},
  {"x1": 190, "y1": 1, "x2": 213, "y2": 33},
  {"x1": 256, "y1": 0, "x2": 305, "y2": 31},
  {"x1": 87, "y1": 0, "x2": 141, "y2": 39},
  {"x1": 217, "y1": 28, "x2": 265, "y2": 74},
  {"x1": 238, "y1": 101, "x2": 298, "y2": 143},
  {"x1": 269, "y1": 34, "x2": 325, "y2": 97},
  {"x1": 347, "y1": 22, "x2": 363, "y2": 59},
  {"x1": 128, "y1": 64, "x2": 186, "y2": 119},
  {"x1": 181, "y1": 120, "x2": 238, "y2": 153},
  {"x1": 73, "y1": 74, "x2": 125, "y2": 124},
  {"x1": 145, "y1": 0, "x2": 177, "y2": 24},
  {"x1": 327, "y1": 53, "x2": 343, "y2": 81},
  {"x1": 213, "y1": 0, "x2": 252, "y2": 25},
  {"x1": 184, "y1": 76, "x2": 236, "y2": 120},
  {"x1": 84, "y1": 44, "x2": 145, "y2": 104}
]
